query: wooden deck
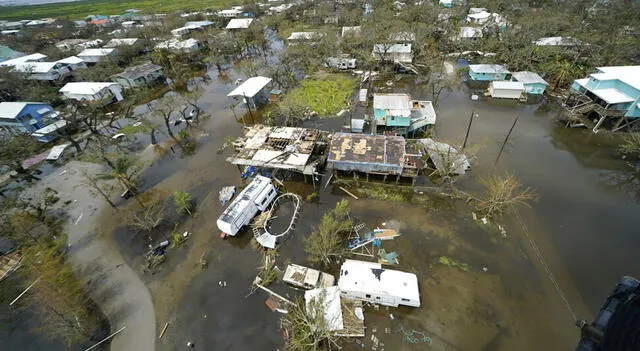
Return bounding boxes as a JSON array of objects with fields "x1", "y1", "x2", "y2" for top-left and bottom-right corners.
[{"x1": 0, "y1": 251, "x2": 21, "y2": 282}]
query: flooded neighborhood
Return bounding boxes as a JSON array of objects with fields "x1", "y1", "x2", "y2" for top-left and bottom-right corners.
[{"x1": 0, "y1": 1, "x2": 639, "y2": 351}]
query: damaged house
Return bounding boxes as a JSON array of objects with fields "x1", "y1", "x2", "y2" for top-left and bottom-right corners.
[
  {"x1": 226, "y1": 125, "x2": 327, "y2": 178},
  {"x1": 372, "y1": 93, "x2": 436, "y2": 135}
]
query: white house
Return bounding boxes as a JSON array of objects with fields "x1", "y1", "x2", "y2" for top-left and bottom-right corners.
[
  {"x1": 458, "y1": 26, "x2": 483, "y2": 40},
  {"x1": 218, "y1": 8, "x2": 242, "y2": 18},
  {"x1": 0, "y1": 53, "x2": 47, "y2": 67},
  {"x1": 77, "y1": 48, "x2": 118, "y2": 63},
  {"x1": 59, "y1": 82, "x2": 124, "y2": 104},
  {"x1": 287, "y1": 32, "x2": 324, "y2": 41},
  {"x1": 227, "y1": 76, "x2": 272, "y2": 109},
  {"x1": 55, "y1": 38, "x2": 90, "y2": 52},
  {"x1": 56, "y1": 56, "x2": 87, "y2": 71},
  {"x1": 341, "y1": 26, "x2": 361, "y2": 37},
  {"x1": 338, "y1": 259, "x2": 420, "y2": 307},
  {"x1": 184, "y1": 20, "x2": 214, "y2": 28},
  {"x1": 103, "y1": 38, "x2": 139, "y2": 48},
  {"x1": 487, "y1": 81, "x2": 525, "y2": 99},
  {"x1": 372, "y1": 43, "x2": 412, "y2": 63},
  {"x1": 226, "y1": 18, "x2": 254, "y2": 30},
  {"x1": 326, "y1": 56, "x2": 356, "y2": 70},
  {"x1": 12, "y1": 62, "x2": 71, "y2": 81},
  {"x1": 155, "y1": 38, "x2": 201, "y2": 53},
  {"x1": 533, "y1": 36, "x2": 581, "y2": 47},
  {"x1": 216, "y1": 175, "x2": 277, "y2": 236}
]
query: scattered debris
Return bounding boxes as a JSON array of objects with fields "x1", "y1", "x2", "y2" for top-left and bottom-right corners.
[
  {"x1": 482, "y1": 266, "x2": 488, "y2": 272},
  {"x1": 398, "y1": 325, "x2": 432, "y2": 345},
  {"x1": 158, "y1": 322, "x2": 169, "y2": 339},
  {"x1": 218, "y1": 186, "x2": 236, "y2": 205},
  {"x1": 438, "y1": 256, "x2": 470, "y2": 272},
  {"x1": 265, "y1": 295, "x2": 290, "y2": 313},
  {"x1": 283, "y1": 263, "x2": 335, "y2": 289},
  {"x1": 339, "y1": 186, "x2": 359, "y2": 200},
  {"x1": 389, "y1": 313, "x2": 395, "y2": 320}
]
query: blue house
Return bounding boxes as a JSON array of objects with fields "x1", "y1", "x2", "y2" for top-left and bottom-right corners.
[
  {"x1": 0, "y1": 102, "x2": 63, "y2": 142},
  {"x1": 511, "y1": 71, "x2": 549, "y2": 95},
  {"x1": 567, "y1": 66, "x2": 640, "y2": 132},
  {"x1": 468, "y1": 64, "x2": 510, "y2": 81},
  {"x1": 373, "y1": 94, "x2": 437, "y2": 135}
]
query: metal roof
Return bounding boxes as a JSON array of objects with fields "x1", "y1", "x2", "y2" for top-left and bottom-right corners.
[
  {"x1": 114, "y1": 62, "x2": 162, "y2": 80},
  {"x1": 592, "y1": 88, "x2": 635, "y2": 104},
  {"x1": 287, "y1": 32, "x2": 323, "y2": 40},
  {"x1": 0, "y1": 53, "x2": 46, "y2": 67},
  {"x1": 226, "y1": 18, "x2": 254, "y2": 29},
  {"x1": 103, "y1": 38, "x2": 139, "y2": 47},
  {"x1": 0, "y1": 102, "x2": 30, "y2": 119},
  {"x1": 491, "y1": 81, "x2": 524, "y2": 90},
  {"x1": 511, "y1": 71, "x2": 548, "y2": 85},
  {"x1": 59, "y1": 82, "x2": 118, "y2": 95},
  {"x1": 227, "y1": 76, "x2": 272, "y2": 98},
  {"x1": 304, "y1": 287, "x2": 344, "y2": 331},
  {"x1": 372, "y1": 43, "x2": 411, "y2": 54},
  {"x1": 595, "y1": 66, "x2": 640, "y2": 91},
  {"x1": 13, "y1": 62, "x2": 64, "y2": 73},
  {"x1": 328, "y1": 133, "x2": 405, "y2": 167},
  {"x1": 373, "y1": 94, "x2": 411, "y2": 117},
  {"x1": 469, "y1": 64, "x2": 508, "y2": 74},
  {"x1": 77, "y1": 48, "x2": 116, "y2": 57},
  {"x1": 56, "y1": 56, "x2": 85, "y2": 64},
  {"x1": 338, "y1": 259, "x2": 420, "y2": 304}
]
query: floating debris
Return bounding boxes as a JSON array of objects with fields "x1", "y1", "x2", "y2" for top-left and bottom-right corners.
[{"x1": 438, "y1": 256, "x2": 470, "y2": 272}]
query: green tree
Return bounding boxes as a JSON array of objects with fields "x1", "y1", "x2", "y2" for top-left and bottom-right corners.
[
  {"x1": 304, "y1": 200, "x2": 352, "y2": 267},
  {"x1": 172, "y1": 190, "x2": 194, "y2": 217}
]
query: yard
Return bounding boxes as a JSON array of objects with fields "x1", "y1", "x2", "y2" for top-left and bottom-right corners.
[
  {"x1": 0, "y1": 0, "x2": 233, "y2": 20},
  {"x1": 282, "y1": 73, "x2": 357, "y2": 117}
]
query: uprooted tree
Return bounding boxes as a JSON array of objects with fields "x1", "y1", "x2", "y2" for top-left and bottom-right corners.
[
  {"x1": 126, "y1": 189, "x2": 168, "y2": 232},
  {"x1": 281, "y1": 295, "x2": 341, "y2": 351},
  {"x1": 472, "y1": 174, "x2": 537, "y2": 218},
  {"x1": 304, "y1": 200, "x2": 352, "y2": 267}
]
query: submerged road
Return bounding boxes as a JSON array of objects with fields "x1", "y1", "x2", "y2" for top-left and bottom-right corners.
[{"x1": 34, "y1": 161, "x2": 156, "y2": 351}]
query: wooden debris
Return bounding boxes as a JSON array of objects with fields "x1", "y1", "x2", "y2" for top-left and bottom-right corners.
[
  {"x1": 159, "y1": 322, "x2": 169, "y2": 339},
  {"x1": 339, "y1": 186, "x2": 359, "y2": 200}
]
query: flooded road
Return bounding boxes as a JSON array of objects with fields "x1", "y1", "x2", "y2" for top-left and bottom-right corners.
[{"x1": 98, "y1": 67, "x2": 640, "y2": 351}]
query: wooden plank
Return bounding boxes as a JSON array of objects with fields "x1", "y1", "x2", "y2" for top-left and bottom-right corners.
[
  {"x1": 159, "y1": 322, "x2": 169, "y2": 339},
  {"x1": 339, "y1": 186, "x2": 359, "y2": 200}
]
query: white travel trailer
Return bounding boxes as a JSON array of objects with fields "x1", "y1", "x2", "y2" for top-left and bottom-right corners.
[
  {"x1": 217, "y1": 175, "x2": 277, "y2": 236},
  {"x1": 326, "y1": 57, "x2": 356, "y2": 70},
  {"x1": 338, "y1": 259, "x2": 420, "y2": 307}
]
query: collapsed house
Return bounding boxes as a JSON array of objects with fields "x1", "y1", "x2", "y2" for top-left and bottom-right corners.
[
  {"x1": 226, "y1": 125, "x2": 327, "y2": 177},
  {"x1": 304, "y1": 286, "x2": 366, "y2": 337}
]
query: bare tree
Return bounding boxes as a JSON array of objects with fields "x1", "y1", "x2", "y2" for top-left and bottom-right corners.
[
  {"x1": 126, "y1": 190, "x2": 167, "y2": 232},
  {"x1": 473, "y1": 174, "x2": 537, "y2": 218}
]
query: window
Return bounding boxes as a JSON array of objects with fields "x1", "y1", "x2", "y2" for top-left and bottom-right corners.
[
  {"x1": 365, "y1": 294, "x2": 371, "y2": 298},
  {"x1": 261, "y1": 197, "x2": 267, "y2": 205},
  {"x1": 376, "y1": 296, "x2": 380, "y2": 300},
  {"x1": 401, "y1": 298, "x2": 410, "y2": 302}
]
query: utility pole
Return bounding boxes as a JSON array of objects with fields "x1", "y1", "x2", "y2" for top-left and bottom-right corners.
[
  {"x1": 462, "y1": 110, "x2": 476, "y2": 150},
  {"x1": 495, "y1": 115, "x2": 519, "y2": 166}
]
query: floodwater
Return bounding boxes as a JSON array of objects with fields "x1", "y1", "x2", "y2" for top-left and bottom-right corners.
[{"x1": 97, "y1": 62, "x2": 640, "y2": 351}]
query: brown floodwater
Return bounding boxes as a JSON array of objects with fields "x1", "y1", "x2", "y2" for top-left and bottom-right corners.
[{"x1": 102, "y1": 65, "x2": 640, "y2": 351}]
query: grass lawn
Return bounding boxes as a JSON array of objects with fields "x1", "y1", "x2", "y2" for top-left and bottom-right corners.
[
  {"x1": 0, "y1": 0, "x2": 233, "y2": 20},
  {"x1": 284, "y1": 73, "x2": 357, "y2": 116}
]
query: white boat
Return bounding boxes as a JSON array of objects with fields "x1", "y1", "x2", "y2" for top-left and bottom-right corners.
[{"x1": 216, "y1": 175, "x2": 277, "y2": 236}]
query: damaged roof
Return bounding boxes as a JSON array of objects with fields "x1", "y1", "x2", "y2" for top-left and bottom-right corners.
[
  {"x1": 113, "y1": 62, "x2": 162, "y2": 81},
  {"x1": 328, "y1": 133, "x2": 405, "y2": 169}
]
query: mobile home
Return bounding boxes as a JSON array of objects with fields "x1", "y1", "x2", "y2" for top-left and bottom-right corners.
[
  {"x1": 487, "y1": 81, "x2": 525, "y2": 100},
  {"x1": 216, "y1": 175, "x2": 277, "y2": 236},
  {"x1": 338, "y1": 259, "x2": 420, "y2": 307}
]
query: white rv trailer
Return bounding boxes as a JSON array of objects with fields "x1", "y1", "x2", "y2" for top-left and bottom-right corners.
[
  {"x1": 337, "y1": 259, "x2": 420, "y2": 307},
  {"x1": 216, "y1": 175, "x2": 277, "y2": 236}
]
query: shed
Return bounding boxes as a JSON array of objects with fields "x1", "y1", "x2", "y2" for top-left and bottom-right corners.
[
  {"x1": 226, "y1": 18, "x2": 254, "y2": 30},
  {"x1": 341, "y1": 26, "x2": 361, "y2": 37},
  {"x1": 227, "y1": 76, "x2": 272, "y2": 109},
  {"x1": 511, "y1": 71, "x2": 548, "y2": 95},
  {"x1": 468, "y1": 64, "x2": 509, "y2": 81},
  {"x1": 328, "y1": 133, "x2": 406, "y2": 175},
  {"x1": 351, "y1": 119, "x2": 365, "y2": 133},
  {"x1": 337, "y1": 259, "x2": 420, "y2": 307},
  {"x1": 488, "y1": 81, "x2": 525, "y2": 99},
  {"x1": 77, "y1": 48, "x2": 118, "y2": 63}
]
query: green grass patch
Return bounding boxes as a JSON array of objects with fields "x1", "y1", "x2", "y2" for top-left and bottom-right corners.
[
  {"x1": 120, "y1": 122, "x2": 153, "y2": 135},
  {"x1": 0, "y1": 0, "x2": 233, "y2": 20},
  {"x1": 438, "y1": 256, "x2": 470, "y2": 272},
  {"x1": 284, "y1": 74, "x2": 356, "y2": 116}
]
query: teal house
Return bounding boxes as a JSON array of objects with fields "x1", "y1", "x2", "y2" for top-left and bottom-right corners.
[
  {"x1": 566, "y1": 65, "x2": 640, "y2": 131},
  {"x1": 511, "y1": 71, "x2": 549, "y2": 95},
  {"x1": 468, "y1": 64, "x2": 509, "y2": 81},
  {"x1": 372, "y1": 94, "x2": 436, "y2": 135}
]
